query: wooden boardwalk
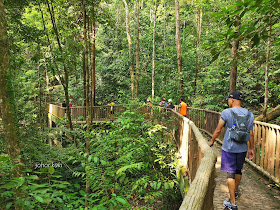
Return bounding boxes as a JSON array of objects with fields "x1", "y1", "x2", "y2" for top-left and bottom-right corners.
[{"x1": 211, "y1": 142, "x2": 280, "y2": 210}]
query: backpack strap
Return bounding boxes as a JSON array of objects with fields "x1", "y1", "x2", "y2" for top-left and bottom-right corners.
[
  {"x1": 228, "y1": 108, "x2": 251, "y2": 131},
  {"x1": 228, "y1": 109, "x2": 237, "y2": 128}
]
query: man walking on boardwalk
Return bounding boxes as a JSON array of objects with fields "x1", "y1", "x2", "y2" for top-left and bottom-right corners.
[{"x1": 209, "y1": 91, "x2": 255, "y2": 210}]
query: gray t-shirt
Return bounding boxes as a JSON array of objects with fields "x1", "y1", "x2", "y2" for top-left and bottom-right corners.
[{"x1": 221, "y1": 107, "x2": 254, "y2": 153}]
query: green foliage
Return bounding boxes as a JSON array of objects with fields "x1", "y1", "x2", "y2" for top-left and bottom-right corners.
[
  {"x1": 4, "y1": 0, "x2": 280, "y2": 119},
  {"x1": 0, "y1": 108, "x2": 181, "y2": 209}
]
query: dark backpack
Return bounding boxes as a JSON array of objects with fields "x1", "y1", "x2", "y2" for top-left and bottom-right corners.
[{"x1": 228, "y1": 109, "x2": 251, "y2": 144}]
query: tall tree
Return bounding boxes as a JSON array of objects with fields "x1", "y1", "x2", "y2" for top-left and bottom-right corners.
[
  {"x1": 136, "y1": 1, "x2": 140, "y2": 98},
  {"x1": 263, "y1": 18, "x2": 272, "y2": 122},
  {"x1": 175, "y1": 0, "x2": 183, "y2": 97},
  {"x1": 193, "y1": 6, "x2": 202, "y2": 96},
  {"x1": 229, "y1": 3, "x2": 241, "y2": 93},
  {"x1": 0, "y1": 0, "x2": 21, "y2": 168},
  {"x1": 46, "y1": 0, "x2": 73, "y2": 130},
  {"x1": 122, "y1": 0, "x2": 134, "y2": 96},
  {"x1": 91, "y1": 6, "x2": 96, "y2": 106},
  {"x1": 81, "y1": 0, "x2": 91, "y2": 207},
  {"x1": 152, "y1": 0, "x2": 158, "y2": 100}
]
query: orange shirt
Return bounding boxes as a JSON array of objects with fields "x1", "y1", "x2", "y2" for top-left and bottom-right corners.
[{"x1": 179, "y1": 102, "x2": 187, "y2": 116}]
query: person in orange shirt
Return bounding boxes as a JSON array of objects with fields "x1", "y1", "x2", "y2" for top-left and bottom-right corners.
[{"x1": 179, "y1": 98, "x2": 187, "y2": 117}]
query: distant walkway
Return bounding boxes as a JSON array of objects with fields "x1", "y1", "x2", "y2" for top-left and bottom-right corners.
[{"x1": 210, "y1": 142, "x2": 280, "y2": 210}]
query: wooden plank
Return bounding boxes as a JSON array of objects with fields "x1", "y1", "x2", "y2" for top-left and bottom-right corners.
[
  {"x1": 200, "y1": 110, "x2": 203, "y2": 129},
  {"x1": 264, "y1": 127, "x2": 269, "y2": 171},
  {"x1": 253, "y1": 123, "x2": 258, "y2": 163},
  {"x1": 256, "y1": 124, "x2": 262, "y2": 166},
  {"x1": 260, "y1": 125, "x2": 266, "y2": 169},
  {"x1": 269, "y1": 128, "x2": 276, "y2": 176},
  {"x1": 275, "y1": 129, "x2": 280, "y2": 180},
  {"x1": 203, "y1": 110, "x2": 206, "y2": 130},
  {"x1": 267, "y1": 128, "x2": 272, "y2": 174}
]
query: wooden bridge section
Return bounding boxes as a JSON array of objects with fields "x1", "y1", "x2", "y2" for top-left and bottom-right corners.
[
  {"x1": 46, "y1": 103, "x2": 125, "y2": 124},
  {"x1": 47, "y1": 104, "x2": 280, "y2": 209}
]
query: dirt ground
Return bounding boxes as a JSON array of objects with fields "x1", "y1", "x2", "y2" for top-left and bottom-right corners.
[{"x1": 211, "y1": 143, "x2": 280, "y2": 210}]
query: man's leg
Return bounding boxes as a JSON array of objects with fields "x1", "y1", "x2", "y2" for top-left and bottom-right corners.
[
  {"x1": 227, "y1": 174, "x2": 236, "y2": 204},
  {"x1": 221, "y1": 150, "x2": 238, "y2": 206},
  {"x1": 235, "y1": 152, "x2": 246, "y2": 194},
  {"x1": 235, "y1": 173, "x2": 242, "y2": 192}
]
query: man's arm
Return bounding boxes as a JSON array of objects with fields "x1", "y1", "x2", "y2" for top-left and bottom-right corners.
[
  {"x1": 209, "y1": 117, "x2": 225, "y2": 147},
  {"x1": 248, "y1": 130, "x2": 255, "y2": 160}
]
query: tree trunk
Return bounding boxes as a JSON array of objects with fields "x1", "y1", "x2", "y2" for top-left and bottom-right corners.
[
  {"x1": 39, "y1": 4, "x2": 63, "y2": 85},
  {"x1": 46, "y1": 0, "x2": 73, "y2": 130},
  {"x1": 175, "y1": 0, "x2": 183, "y2": 97},
  {"x1": 83, "y1": 52, "x2": 86, "y2": 106},
  {"x1": 163, "y1": 0, "x2": 167, "y2": 97},
  {"x1": 229, "y1": 5, "x2": 241, "y2": 93},
  {"x1": 194, "y1": 7, "x2": 202, "y2": 96},
  {"x1": 152, "y1": 0, "x2": 157, "y2": 100},
  {"x1": 122, "y1": 0, "x2": 134, "y2": 96},
  {"x1": 136, "y1": 1, "x2": 140, "y2": 98},
  {"x1": 256, "y1": 105, "x2": 280, "y2": 122},
  {"x1": 38, "y1": 59, "x2": 43, "y2": 129},
  {"x1": 0, "y1": 0, "x2": 21, "y2": 161},
  {"x1": 81, "y1": 0, "x2": 91, "y2": 207},
  {"x1": 262, "y1": 20, "x2": 271, "y2": 123},
  {"x1": 91, "y1": 8, "x2": 96, "y2": 106}
]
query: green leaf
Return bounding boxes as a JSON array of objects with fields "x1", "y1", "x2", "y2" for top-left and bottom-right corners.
[
  {"x1": 34, "y1": 195, "x2": 44, "y2": 203},
  {"x1": 132, "y1": 184, "x2": 138, "y2": 190},
  {"x1": 251, "y1": 34, "x2": 260, "y2": 48},
  {"x1": 5, "y1": 202, "x2": 13, "y2": 209},
  {"x1": 56, "y1": 197, "x2": 63, "y2": 203},
  {"x1": 0, "y1": 181, "x2": 18, "y2": 189},
  {"x1": 235, "y1": 0, "x2": 244, "y2": 6},
  {"x1": 116, "y1": 162, "x2": 143, "y2": 174},
  {"x1": 74, "y1": 183, "x2": 80, "y2": 189},
  {"x1": 116, "y1": 197, "x2": 130, "y2": 207},
  {"x1": 25, "y1": 175, "x2": 39, "y2": 179},
  {"x1": 164, "y1": 182, "x2": 169, "y2": 190},
  {"x1": 100, "y1": 160, "x2": 106, "y2": 165},
  {"x1": 42, "y1": 198, "x2": 52, "y2": 204},
  {"x1": 48, "y1": 166, "x2": 55, "y2": 175},
  {"x1": 157, "y1": 182, "x2": 161, "y2": 190},
  {"x1": 169, "y1": 181, "x2": 174, "y2": 189},
  {"x1": 88, "y1": 155, "x2": 92, "y2": 162}
]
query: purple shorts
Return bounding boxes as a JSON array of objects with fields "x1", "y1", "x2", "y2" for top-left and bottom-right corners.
[{"x1": 221, "y1": 150, "x2": 247, "y2": 173}]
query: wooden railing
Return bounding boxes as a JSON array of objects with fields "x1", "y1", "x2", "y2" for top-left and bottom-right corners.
[
  {"x1": 187, "y1": 107, "x2": 280, "y2": 186},
  {"x1": 46, "y1": 104, "x2": 125, "y2": 122}
]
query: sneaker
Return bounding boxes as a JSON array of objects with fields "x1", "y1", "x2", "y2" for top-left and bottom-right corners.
[
  {"x1": 235, "y1": 187, "x2": 240, "y2": 198},
  {"x1": 223, "y1": 200, "x2": 238, "y2": 210}
]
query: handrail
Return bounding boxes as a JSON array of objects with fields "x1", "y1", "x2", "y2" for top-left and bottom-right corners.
[{"x1": 178, "y1": 118, "x2": 217, "y2": 210}]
